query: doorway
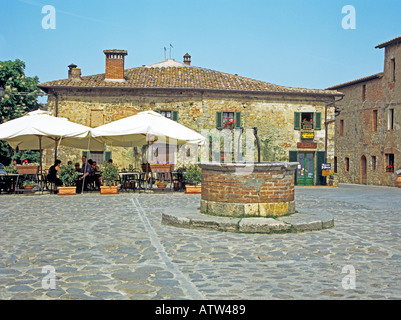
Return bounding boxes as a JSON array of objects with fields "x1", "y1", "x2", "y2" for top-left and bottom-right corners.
[
  {"x1": 297, "y1": 152, "x2": 315, "y2": 186},
  {"x1": 360, "y1": 155, "x2": 367, "y2": 185}
]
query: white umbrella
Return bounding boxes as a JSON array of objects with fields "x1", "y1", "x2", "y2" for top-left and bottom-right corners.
[
  {"x1": 0, "y1": 110, "x2": 104, "y2": 177},
  {"x1": 91, "y1": 110, "x2": 206, "y2": 189},
  {"x1": 91, "y1": 110, "x2": 206, "y2": 147}
]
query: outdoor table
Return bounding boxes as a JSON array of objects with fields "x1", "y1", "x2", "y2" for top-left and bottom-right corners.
[
  {"x1": 0, "y1": 174, "x2": 19, "y2": 194},
  {"x1": 119, "y1": 172, "x2": 138, "y2": 192},
  {"x1": 149, "y1": 164, "x2": 174, "y2": 189}
]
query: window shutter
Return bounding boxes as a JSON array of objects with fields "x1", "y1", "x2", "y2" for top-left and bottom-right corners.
[
  {"x1": 316, "y1": 151, "x2": 326, "y2": 186},
  {"x1": 104, "y1": 151, "x2": 112, "y2": 162},
  {"x1": 154, "y1": 109, "x2": 160, "y2": 114},
  {"x1": 235, "y1": 111, "x2": 241, "y2": 129},
  {"x1": 216, "y1": 112, "x2": 223, "y2": 129},
  {"x1": 289, "y1": 151, "x2": 298, "y2": 185},
  {"x1": 172, "y1": 110, "x2": 178, "y2": 122},
  {"x1": 82, "y1": 151, "x2": 89, "y2": 158},
  {"x1": 315, "y1": 112, "x2": 322, "y2": 130},
  {"x1": 294, "y1": 112, "x2": 301, "y2": 130}
]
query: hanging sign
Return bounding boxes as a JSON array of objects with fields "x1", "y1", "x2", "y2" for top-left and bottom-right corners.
[
  {"x1": 301, "y1": 132, "x2": 315, "y2": 139},
  {"x1": 321, "y1": 163, "x2": 332, "y2": 170}
]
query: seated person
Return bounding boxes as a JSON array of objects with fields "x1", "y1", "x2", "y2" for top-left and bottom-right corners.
[
  {"x1": 74, "y1": 162, "x2": 81, "y2": 172},
  {"x1": 76, "y1": 155, "x2": 93, "y2": 192},
  {"x1": 47, "y1": 160, "x2": 63, "y2": 193}
]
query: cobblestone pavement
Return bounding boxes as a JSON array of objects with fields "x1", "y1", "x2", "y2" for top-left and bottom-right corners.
[{"x1": 0, "y1": 184, "x2": 400, "y2": 300}]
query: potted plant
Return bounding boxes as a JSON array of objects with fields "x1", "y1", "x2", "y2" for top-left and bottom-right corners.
[
  {"x1": 5, "y1": 165, "x2": 18, "y2": 174},
  {"x1": 301, "y1": 119, "x2": 314, "y2": 130},
  {"x1": 16, "y1": 159, "x2": 40, "y2": 174},
  {"x1": 183, "y1": 164, "x2": 202, "y2": 194},
  {"x1": 222, "y1": 117, "x2": 235, "y2": 129},
  {"x1": 58, "y1": 164, "x2": 79, "y2": 195},
  {"x1": 156, "y1": 180, "x2": 167, "y2": 189},
  {"x1": 101, "y1": 162, "x2": 119, "y2": 194},
  {"x1": 386, "y1": 164, "x2": 394, "y2": 173},
  {"x1": 23, "y1": 180, "x2": 35, "y2": 190}
]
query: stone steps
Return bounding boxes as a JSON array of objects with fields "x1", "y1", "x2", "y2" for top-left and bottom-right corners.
[{"x1": 162, "y1": 209, "x2": 334, "y2": 234}]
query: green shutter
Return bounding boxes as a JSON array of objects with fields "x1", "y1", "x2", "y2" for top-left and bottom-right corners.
[
  {"x1": 82, "y1": 151, "x2": 89, "y2": 158},
  {"x1": 294, "y1": 112, "x2": 301, "y2": 130},
  {"x1": 289, "y1": 151, "x2": 298, "y2": 185},
  {"x1": 172, "y1": 110, "x2": 178, "y2": 122},
  {"x1": 316, "y1": 151, "x2": 326, "y2": 186},
  {"x1": 154, "y1": 109, "x2": 160, "y2": 114},
  {"x1": 315, "y1": 112, "x2": 322, "y2": 130},
  {"x1": 104, "y1": 151, "x2": 112, "y2": 162},
  {"x1": 235, "y1": 111, "x2": 241, "y2": 129},
  {"x1": 216, "y1": 112, "x2": 223, "y2": 129}
]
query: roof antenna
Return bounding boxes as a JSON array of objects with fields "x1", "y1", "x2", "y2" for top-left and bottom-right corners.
[
  {"x1": 164, "y1": 47, "x2": 167, "y2": 60},
  {"x1": 169, "y1": 44, "x2": 173, "y2": 59}
]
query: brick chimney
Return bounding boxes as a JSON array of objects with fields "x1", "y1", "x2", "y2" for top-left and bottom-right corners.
[
  {"x1": 183, "y1": 53, "x2": 191, "y2": 66},
  {"x1": 103, "y1": 49, "x2": 128, "y2": 82},
  {"x1": 68, "y1": 64, "x2": 81, "y2": 81}
]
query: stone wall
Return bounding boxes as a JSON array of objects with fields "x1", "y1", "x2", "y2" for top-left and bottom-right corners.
[
  {"x1": 334, "y1": 40, "x2": 401, "y2": 187},
  {"x1": 44, "y1": 88, "x2": 335, "y2": 183}
]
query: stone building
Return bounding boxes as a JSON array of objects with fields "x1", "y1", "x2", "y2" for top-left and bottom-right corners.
[
  {"x1": 328, "y1": 36, "x2": 401, "y2": 187},
  {"x1": 38, "y1": 49, "x2": 341, "y2": 186}
]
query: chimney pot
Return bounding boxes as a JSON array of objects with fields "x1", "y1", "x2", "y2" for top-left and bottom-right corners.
[
  {"x1": 103, "y1": 49, "x2": 128, "y2": 82},
  {"x1": 183, "y1": 53, "x2": 191, "y2": 66},
  {"x1": 68, "y1": 64, "x2": 81, "y2": 81}
]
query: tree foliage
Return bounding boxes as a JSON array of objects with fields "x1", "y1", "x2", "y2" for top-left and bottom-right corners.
[{"x1": 0, "y1": 59, "x2": 42, "y2": 164}]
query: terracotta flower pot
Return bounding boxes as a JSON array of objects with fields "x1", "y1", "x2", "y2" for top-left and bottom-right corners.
[
  {"x1": 100, "y1": 186, "x2": 119, "y2": 194},
  {"x1": 58, "y1": 186, "x2": 76, "y2": 195},
  {"x1": 157, "y1": 184, "x2": 167, "y2": 189},
  {"x1": 185, "y1": 185, "x2": 201, "y2": 194},
  {"x1": 16, "y1": 165, "x2": 39, "y2": 175}
]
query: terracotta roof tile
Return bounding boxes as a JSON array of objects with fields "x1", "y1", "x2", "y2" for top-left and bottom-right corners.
[{"x1": 38, "y1": 63, "x2": 341, "y2": 96}]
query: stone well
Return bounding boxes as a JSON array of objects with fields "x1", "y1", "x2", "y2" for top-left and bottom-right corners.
[{"x1": 199, "y1": 162, "x2": 298, "y2": 217}]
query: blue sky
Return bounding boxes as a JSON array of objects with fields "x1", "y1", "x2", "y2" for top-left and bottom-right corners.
[{"x1": 1, "y1": 0, "x2": 400, "y2": 92}]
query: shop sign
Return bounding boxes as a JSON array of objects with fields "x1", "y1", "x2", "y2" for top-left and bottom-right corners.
[
  {"x1": 321, "y1": 163, "x2": 331, "y2": 170},
  {"x1": 297, "y1": 142, "x2": 317, "y2": 149},
  {"x1": 301, "y1": 132, "x2": 315, "y2": 139}
]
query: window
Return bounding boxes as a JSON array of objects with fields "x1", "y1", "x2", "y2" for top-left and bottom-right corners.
[
  {"x1": 216, "y1": 111, "x2": 241, "y2": 129},
  {"x1": 362, "y1": 84, "x2": 366, "y2": 101},
  {"x1": 82, "y1": 151, "x2": 111, "y2": 165},
  {"x1": 391, "y1": 58, "x2": 396, "y2": 82},
  {"x1": 388, "y1": 108, "x2": 394, "y2": 130},
  {"x1": 160, "y1": 110, "x2": 171, "y2": 119},
  {"x1": 372, "y1": 110, "x2": 378, "y2": 131},
  {"x1": 345, "y1": 157, "x2": 350, "y2": 172},
  {"x1": 158, "y1": 110, "x2": 178, "y2": 121},
  {"x1": 385, "y1": 153, "x2": 395, "y2": 172},
  {"x1": 301, "y1": 112, "x2": 314, "y2": 129},
  {"x1": 371, "y1": 156, "x2": 376, "y2": 171},
  {"x1": 294, "y1": 112, "x2": 321, "y2": 130},
  {"x1": 339, "y1": 119, "x2": 344, "y2": 136}
]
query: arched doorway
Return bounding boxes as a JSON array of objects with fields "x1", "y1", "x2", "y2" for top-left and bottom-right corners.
[{"x1": 360, "y1": 155, "x2": 367, "y2": 185}]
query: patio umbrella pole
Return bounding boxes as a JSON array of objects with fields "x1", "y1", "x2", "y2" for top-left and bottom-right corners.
[
  {"x1": 82, "y1": 136, "x2": 91, "y2": 194},
  {"x1": 38, "y1": 135, "x2": 43, "y2": 192},
  {"x1": 146, "y1": 141, "x2": 149, "y2": 191}
]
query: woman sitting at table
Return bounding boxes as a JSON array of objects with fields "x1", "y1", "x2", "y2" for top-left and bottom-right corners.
[{"x1": 47, "y1": 159, "x2": 63, "y2": 194}]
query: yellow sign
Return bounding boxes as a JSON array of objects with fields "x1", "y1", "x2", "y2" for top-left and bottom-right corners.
[
  {"x1": 322, "y1": 170, "x2": 330, "y2": 177},
  {"x1": 302, "y1": 132, "x2": 315, "y2": 139}
]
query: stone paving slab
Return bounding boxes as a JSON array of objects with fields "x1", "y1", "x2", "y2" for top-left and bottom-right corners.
[
  {"x1": 162, "y1": 208, "x2": 334, "y2": 233},
  {"x1": 1, "y1": 185, "x2": 401, "y2": 300}
]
